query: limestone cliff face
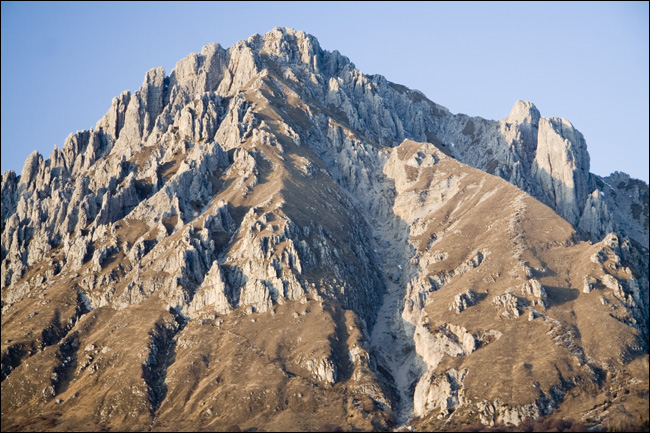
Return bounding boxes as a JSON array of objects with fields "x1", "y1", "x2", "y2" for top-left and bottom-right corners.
[
  {"x1": 532, "y1": 117, "x2": 591, "y2": 224},
  {"x1": 1, "y1": 27, "x2": 648, "y2": 432}
]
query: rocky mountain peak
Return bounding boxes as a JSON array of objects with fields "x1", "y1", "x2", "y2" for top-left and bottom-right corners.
[
  {"x1": 1, "y1": 28, "x2": 648, "y2": 432},
  {"x1": 505, "y1": 99, "x2": 541, "y2": 125},
  {"x1": 251, "y1": 26, "x2": 323, "y2": 66}
]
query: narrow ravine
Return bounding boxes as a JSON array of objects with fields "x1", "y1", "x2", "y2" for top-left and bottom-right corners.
[
  {"x1": 367, "y1": 213, "x2": 422, "y2": 426},
  {"x1": 314, "y1": 125, "x2": 425, "y2": 425},
  {"x1": 370, "y1": 278, "x2": 419, "y2": 424}
]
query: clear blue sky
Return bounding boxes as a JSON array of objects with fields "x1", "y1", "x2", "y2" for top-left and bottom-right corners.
[{"x1": 2, "y1": 1, "x2": 648, "y2": 182}]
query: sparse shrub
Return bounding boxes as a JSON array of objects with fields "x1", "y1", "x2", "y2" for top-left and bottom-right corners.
[
  {"x1": 549, "y1": 418, "x2": 572, "y2": 431},
  {"x1": 567, "y1": 421, "x2": 588, "y2": 432}
]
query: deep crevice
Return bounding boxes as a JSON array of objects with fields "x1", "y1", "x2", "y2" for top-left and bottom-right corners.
[
  {"x1": 1, "y1": 343, "x2": 33, "y2": 382},
  {"x1": 142, "y1": 308, "x2": 187, "y2": 427},
  {"x1": 51, "y1": 333, "x2": 79, "y2": 397},
  {"x1": 323, "y1": 303, "x2": 354, "y2": 383}
]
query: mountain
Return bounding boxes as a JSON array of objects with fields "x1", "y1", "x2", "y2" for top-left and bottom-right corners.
[{"x1": 1, "y1": 27, "x2": 648, "y2": 432}]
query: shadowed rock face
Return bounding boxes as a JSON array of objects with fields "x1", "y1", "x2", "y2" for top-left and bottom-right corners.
[{"x1": 1, "y1": 27, "x2": 648, "y2": 432}]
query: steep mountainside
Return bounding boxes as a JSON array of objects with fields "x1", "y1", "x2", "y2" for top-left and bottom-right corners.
[{"x1": 1, "y1": 27, "x2": 648, "y2": 431}]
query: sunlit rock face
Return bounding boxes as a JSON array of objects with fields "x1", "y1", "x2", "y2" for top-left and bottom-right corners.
[{"x1": 1, "y1": 27, "x2": 648, "y2": 432}]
